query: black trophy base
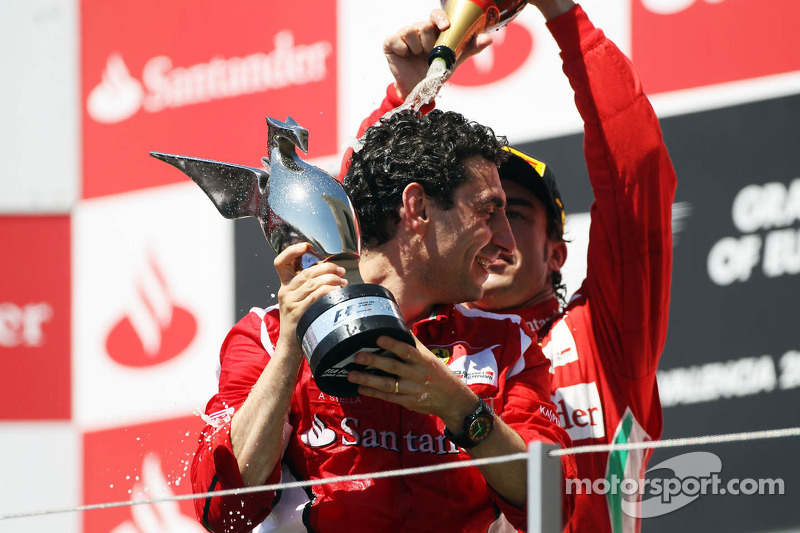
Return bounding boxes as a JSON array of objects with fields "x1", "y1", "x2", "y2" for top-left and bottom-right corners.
[{"x1": 296, "y1": 284, "x2": 414, "y2": 397}]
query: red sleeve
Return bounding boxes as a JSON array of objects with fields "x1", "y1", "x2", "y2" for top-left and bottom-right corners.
[
  {"x1": 190, "y1": 310, "x2": 284, "y2": 533},
  {"x1": 548, "y1": 6, "x2": 677, "y2": 379},
  {"x1": 337, "y1": 83, "x2": 436, "y2": 181},
  {"x1": 492, "y1": 325, "x2": 577, "y2": 528}
]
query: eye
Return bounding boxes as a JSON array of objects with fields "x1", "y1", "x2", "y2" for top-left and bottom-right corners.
[{"x1": 506, "y1": 209, "x2": 525, "y2": 221}]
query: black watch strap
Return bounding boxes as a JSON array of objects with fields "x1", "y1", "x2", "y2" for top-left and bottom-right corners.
[{"x1": 444, "y1": 399, "x2": 495, "y2": 449}]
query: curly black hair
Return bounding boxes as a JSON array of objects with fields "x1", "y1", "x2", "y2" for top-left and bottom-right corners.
[{"x1": 343, "y1": 109, "x2": 508, "y2": 248}]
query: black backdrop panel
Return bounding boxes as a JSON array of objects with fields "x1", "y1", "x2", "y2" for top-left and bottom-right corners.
[{"x1": 234, "y1": 217, "x2": 281, "y2": 319}]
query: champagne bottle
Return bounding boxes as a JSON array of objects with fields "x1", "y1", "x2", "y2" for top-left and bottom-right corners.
[{"x1": 428, "y1": 0, "x2": 528, "y2": 69}]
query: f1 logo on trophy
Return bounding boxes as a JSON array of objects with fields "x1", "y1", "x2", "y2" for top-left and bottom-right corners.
[{"x1": 151, "y1": 117, "x2": 413, "y2": 397}]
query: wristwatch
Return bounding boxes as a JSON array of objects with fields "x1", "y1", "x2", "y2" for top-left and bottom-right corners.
[{"x1": 444, "y1": 399, "x2": 495, "y2": 449}]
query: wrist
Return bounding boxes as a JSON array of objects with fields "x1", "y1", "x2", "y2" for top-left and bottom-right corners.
[
  {"x1": 276, "y1": 334, "x2": 305, "y2": 362},
  {"x1": 440, "y1": 391, "x2": 482, "y2": 430},
  {"x1": 444, "y1": 398, "x2": 495, "y2": 449},
  {"x1": 533, "y1": 0, "x2": 576, "y2": 21},
  {"x1": 392, "y1": 82, "x2": 407, "y2": 102}
]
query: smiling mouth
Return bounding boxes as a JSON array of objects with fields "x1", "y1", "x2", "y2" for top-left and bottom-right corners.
[
  {"x1": 494, "y1": 253, "x2": 513, "y2": 265},
  {"x1": 495, "y1": 253, "x2": 514, "y2": 265}
]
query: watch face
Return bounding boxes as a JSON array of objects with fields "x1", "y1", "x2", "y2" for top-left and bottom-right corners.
[{"x1": 468, "y1": 416, "x2": 493, "y2": 443}]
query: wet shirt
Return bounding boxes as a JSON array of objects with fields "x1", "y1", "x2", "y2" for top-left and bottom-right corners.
[
  {"x1": 191, "y1": 303, "x2": 576, "y2": 533},
  {"x1": 510, "y1": 7, "x2": 677, "y2": 533}
]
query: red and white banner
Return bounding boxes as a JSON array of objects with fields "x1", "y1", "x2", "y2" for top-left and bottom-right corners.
[
  {"x1": 81, "y1": 0, "x2": 338, "y2": 199},
  {"x1": 5, "y1": 1, "x2": 800, "y2": 531},
  {"x1": 632, "y1": 0, "x2": 800, "y2": 93},
  {"x1": 83, "y1": 415, "x2": 206, "y2": 533},
  {"x1": 0, "y1": 217, "x2": 71, "y2": 420},
  {"x1": 73, "y1": 183, "x2": 232, "y2": 430}
]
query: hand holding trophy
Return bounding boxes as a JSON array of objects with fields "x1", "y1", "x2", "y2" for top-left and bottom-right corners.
[{"x1": 151, "y1": 117, "x2": 413, "y2": 397}]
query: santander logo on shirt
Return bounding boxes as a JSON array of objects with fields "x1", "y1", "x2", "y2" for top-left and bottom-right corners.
[
  {"x1": 299, "y1": 414, "x2": 462, "y2": 455},
  {"x1": 552, "y1": 382, "x2": 606, "y2": 441},
  {"x1": 301, "y1": 414, "x2": 338, "y2": 448}
]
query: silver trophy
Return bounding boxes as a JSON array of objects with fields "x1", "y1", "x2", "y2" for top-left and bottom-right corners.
[{"x1": 151, "y1": 116, "x2": 412, "y2": 397}]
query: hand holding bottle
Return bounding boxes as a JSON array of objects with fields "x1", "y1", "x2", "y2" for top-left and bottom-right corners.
[
  {"x1": 384, "y1": 9, "x2": 493, "y2": 100},
  {"x1": 428, "y1": 0, "x2": 529, "y2": 69}
]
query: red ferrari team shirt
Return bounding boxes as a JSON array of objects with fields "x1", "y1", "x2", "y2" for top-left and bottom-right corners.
[
  {"x1": 191, "y1": 303, "x2": 577, "y2": 532},
  {"x1": 512, "y1": 7, "x2": 677, "y2": 533}
]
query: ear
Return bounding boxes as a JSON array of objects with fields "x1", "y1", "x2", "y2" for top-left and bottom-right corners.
[
  {"x1": 401, "y1": 182, "x2": 429, "y2": 235},
  {"x1": 548, "y1": 239, "x2": 568, "y2": 271}
]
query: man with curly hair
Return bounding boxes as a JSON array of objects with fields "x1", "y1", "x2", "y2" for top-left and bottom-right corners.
[
  {"x1": 191, "y1": 107, "x2": 576, "y2": 532},
  {"x1": 351, "y1": 1, "x2": 678, "y2": 530}
]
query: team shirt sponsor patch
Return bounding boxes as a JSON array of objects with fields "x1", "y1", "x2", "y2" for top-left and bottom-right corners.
[
  {"x1": 552, "y1": 382, "x2": 606, "y2": 441},
  {"x1": 541, "y1": 319, "x2": 579, "y2": 372},
  {"x1": 448, "y1": 345, "x2": 501, "y2": 386}
]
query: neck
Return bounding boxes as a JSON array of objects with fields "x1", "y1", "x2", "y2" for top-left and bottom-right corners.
[
  {"x1": 510, "y1": 289, "x2": 558, "y2": 310},
  {"x1": 358, "y1": 247, "x2": 434, "y2": 325},
  {"x1": 471, "y1": 287, "x2": 557, "y2": 314}
]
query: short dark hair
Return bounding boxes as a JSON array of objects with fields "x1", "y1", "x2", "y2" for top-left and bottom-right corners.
[{"x1": 343, "y1": 109, "x2": 508, "y2": 247}]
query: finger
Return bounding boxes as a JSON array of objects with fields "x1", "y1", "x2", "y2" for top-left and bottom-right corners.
[
  {"x1": 385, "y1": 25, "x2": 417, "y2": 57},
  {"x1": 473, "y1": 33, "x2": 493, "y2": 53},
  {"x1": 384, "y1": 34, "x2": 412, "y2": 58},
  {"x1": 430, "y1": 8, "x2": 450, "y2": 30},
  {"x1": 419, "y1": 21, "x2": 440, "y2": 53},
  {"x1": 352, "y1": 383, "x2": 394, "y2": 404},
  {"x1": 287, "y1": 259, "x2": 344, "y2": 285},
  {"x1": 282, "y1": 269, "x2": 346, "y2": 302},
  {"x1": 353, "y1": 350, "x2": 409, "y2": 379},
  {"x1": 301, "y1": 282, "x2": 344, "y2": 307},
  {"x1": 401, "y1": 24, "x2": 426, "y2": 56},
  {"x1": 347, "y1": 370, "x2": 399, "y2": 398},
  {"x1": 375, "y1": 334, "x2": 421, "y2": 363},
  {"x1": 279, "y1": 281, "x2": 344, "y2": 324},
  {"x1": 347, "y1": 370, "x2": 399, "y2": 394},
  {"x1": 274, "y1": 242, "x2": 311, "y2": 284},
  {"x1": 459, "y1": 34, "x2": 493, "y2": 65}
]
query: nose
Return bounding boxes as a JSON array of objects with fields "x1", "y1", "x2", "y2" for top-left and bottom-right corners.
[{"x1": 491, "y1": 210, "x2": 516, "y2": 254}]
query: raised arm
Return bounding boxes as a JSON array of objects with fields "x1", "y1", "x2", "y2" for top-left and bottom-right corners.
[
  {"x1": 190, "y1": 243, "x2": 348, "y2": 532},
  {"x1": 384, "y1": 9, "x2": 494, "y2": 100},
  {"x1": 338, "y1": 10, "x2": 493, "y2": 180},
  {"x1": 537, "y1": 1, "x2": 678, "y2": 377},
  {"x1": 230, "y1": 243, "x2": 348, "y2": 485}
]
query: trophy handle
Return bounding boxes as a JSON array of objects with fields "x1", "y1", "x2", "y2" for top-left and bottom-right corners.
[{"x1": 150, "y1": 152, "x2": 266, "y2": 219}]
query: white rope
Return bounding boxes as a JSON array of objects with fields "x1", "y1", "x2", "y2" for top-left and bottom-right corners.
[
  {"x1": 550, "y1": 426, "x2": 800, "y2": 457},
  {"x1": 0, "y1": 454, "x2": 526, "y2": 521},
  {"x1": 2, "y1": 425, "x2": 798, "y2": 521}
]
